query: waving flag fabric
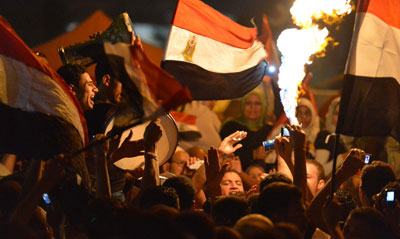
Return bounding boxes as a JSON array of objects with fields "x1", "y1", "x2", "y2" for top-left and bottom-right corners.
[
  {"x1": 336, "y1": 0, "x2": 400, "y2": 140},
  {"x1": 0, "y1": 16, "x2": 88, "y2": 146},
  {"x1": 104, "y1": 42, "x2": 192, "y2": 121},
  {"x1": 0, "y1": 16, "x2": 91, "y2": 187},
  {"x1": 162, "y1": 0, "x2": 267, "y2": 100}
]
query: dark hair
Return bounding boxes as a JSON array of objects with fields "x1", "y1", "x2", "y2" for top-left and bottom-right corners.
[
  {"x1": 259, "y1": 172, "x2": 292, "y2": 192},
  {"x1": 256, "y1": 182, "x2": 302, "y2": 219},
  {"x1": 215, "y1": 226, "x2": 242, "y2": 239},
  {"x1": 212, "y1": 195, "x2": 249, "y2": 227},
  {"x1": 163, "y1": 176, "x2": 195, "y2": 211},
  {"x1": 335, "y1": 189, "x2": 356, "y2": 225},
  {"x1": 57, "y1": 64, "x2": 86, "y2": 86},
  {"x1": 139, "y1": 186, "x2": 179, "y2": 209},
  {"x1": 273, "y1": 222, "x2": 302, "y2": 239},
  {"x1": 374, "y1": 181, "x2": 400, "y2": 212},
  {"x1": 175, "y1": 211, "x2": 215, "y2": 239},
  {"x1": 360, "y1": 161, "x2": 396, "y2": 200},
  {"x1": 344, "y1": 207, "x2": 394, "y2": 239},
  {"x1": 306, "y1": 159, "x2": 325, "y2": 181},
  {"x1": 94, "y1": 59, "x2": 114, "y2": 85}
]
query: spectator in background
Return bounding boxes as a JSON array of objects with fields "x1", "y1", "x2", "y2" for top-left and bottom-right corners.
[
  {"x1": 315, "y1": 97, "x2": 349, "y2": 176},
  {"x1": 296, "y1": 98, "x2": 320, "y2": 147},
  {"x1": 220, "y1": 89, "x2": 273, "y2": 171}
]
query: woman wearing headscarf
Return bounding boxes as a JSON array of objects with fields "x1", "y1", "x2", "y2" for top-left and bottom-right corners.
[
  {"x1": 220, "y1": 90, "x2": 273, "y2": 170},
  {"x1": 314, "y1": 97, "x2": 348, "y2": 175},
  {"x1": 296, "y1": 98, "x2": 320, "y2": 146}
]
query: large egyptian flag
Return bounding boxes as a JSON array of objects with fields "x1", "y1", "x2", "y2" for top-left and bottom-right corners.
[
  {"x1": 0, "y1": 16, "x2": 88, "y2": 148},
  {"x1": 162, "y1": 0, "x2": 268, "y2": 100},
  {"x1": 336, "y1": 0, "x2": 400, "y2": 140},
  {"x1": 0, "y1": 17, "x2": 90, "y2": 186}
]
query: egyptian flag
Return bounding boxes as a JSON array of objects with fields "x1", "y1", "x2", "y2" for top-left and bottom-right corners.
[
  {"x1": 169, "y1": 111, "x2": 201, "y2": 140},
  {"x1": 103, "y1": 42, "x2": 192, "y2": 122},
  {"x1": 336, "y1": 0, "x2": 400, "y2": 140},
  {"x1": 0, "y1": 17, "x2": 90, "y2": 186},
  {"x1": 162, "y1": 0, "x2": 268, "y2": 100},
  {"x1": 0, "y1": 16, "x2": 88, "y2": 151}
]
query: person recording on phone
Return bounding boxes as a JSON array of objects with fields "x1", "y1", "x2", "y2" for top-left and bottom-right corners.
[
  {"x1": 359, "y1": 161, "x2": 396, "y2": 207},
  {"x1": 373, "y1": 181, "x2": 400, "y2": 238}
]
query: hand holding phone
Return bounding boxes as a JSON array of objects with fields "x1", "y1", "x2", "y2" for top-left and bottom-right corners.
[{"x1": 364, "y1": 154, "x2": 372, "y2": 164}]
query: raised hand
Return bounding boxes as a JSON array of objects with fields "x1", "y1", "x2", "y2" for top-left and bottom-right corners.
[
  {"x1": 143, "y1": 120, "x2": 162, "y2": 152},
  {"x1": 110, "y1": 130, "x2": 145, "y2": 163},
  {"x1": 274, "y1": 136, "x2": 293, "y2": 162},
  {"x1": 183, "y1": 156, "x2": 203, "y2": 177},
  {"x1": 218, "y1": 130, "x2": 247, "y2": 155},
  {"x1": 287, "y1": 124, "x2": 306, "y2": 150},
  {"x1": 205, "y1": 147, "x2": 228, "y2": 198}
]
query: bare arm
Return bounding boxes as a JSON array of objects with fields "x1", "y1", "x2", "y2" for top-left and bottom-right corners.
[
  {"x1": 91, "y1": 134, "x2": 112, "y2": 199},
  {"x1": 307, "y1": 149, "x2": 365, "y2": 233},
  {"x1": 288, "y1": 125, "x2": 309, "y2": 202},
  {"x1": 205, "y1": 147, "x2": 228, "y2": 203},
  {"x1": 141, "y1": 121, "x2": 162, "y2": 190},
  {"x1": 10, "y1": 155, "x2": 66, "y2": 225}
]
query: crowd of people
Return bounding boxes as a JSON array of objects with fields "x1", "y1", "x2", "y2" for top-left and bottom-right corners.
[{"x1": 0, "y1": 38, "x2": 399, "y2": 239}]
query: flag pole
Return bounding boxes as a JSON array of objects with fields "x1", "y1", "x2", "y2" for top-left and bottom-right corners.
[{"x1": 330, "y1": 133, "x2": 340, "y2": 198}]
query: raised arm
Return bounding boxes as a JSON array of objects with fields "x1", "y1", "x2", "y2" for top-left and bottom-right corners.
[
  {"x1": 10, "y1": 154, "x2": 66, "y2": 225},
  {"x1": 91, "y1": 134, "x2": 112, "y2": 199},
  {"x1": 307, "y1": 148, "x2": 365, "y2": 233},
  {"x1": 141, "y1": 121, "x2": 162, "y2": 190},
  {"x1": 205, "y1": 147, "x2": 228, "y2": 203},
  {"x1": 218, "y1": 130, "x2": 247, "y2": 156},
  {"x1": 290, "y1": 125, "x2": 309, "y2": 202}
]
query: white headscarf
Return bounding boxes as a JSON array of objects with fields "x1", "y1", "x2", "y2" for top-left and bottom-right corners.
[
  {"x1": 325, "y1": 97, "x2": 341, "y2": 133},
  {"x1": 298, "y1": 98, "x2": 320, "y2": 144}
]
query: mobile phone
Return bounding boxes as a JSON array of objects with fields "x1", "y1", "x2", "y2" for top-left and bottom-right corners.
[
  {"x1": 42, "y1": 193, "x2": 51, "y2": 205},
  {"x1": 263, "y1": 140, "x2": 275, "y2": 151},
  {"x1": 386, "y1": 191, "x2": 395, "y2": 202},
  {"x1": 281, "y1": 127, "x2": 290, "y2": 137},
  {"x1": 188, "y1": 160, "x2": 204, "y2": 170},
  {"x1": 364, "y1": 154, "x2": 371, "y2": 164}
]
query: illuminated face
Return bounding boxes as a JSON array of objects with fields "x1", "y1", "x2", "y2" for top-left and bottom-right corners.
[
  {"x1": 170, "y1": 151, "x2": 189, "y2": 176},
  {"x1": 296, "y1": 105, "x2": 312, "y2": 128},
  {"x1": 75, "y1": 73, "x2": 98, "y2": 111},
  {"x1": 109, "y1": 79, "x2": 122, "y2": 104},
  {"x1": 306, "y1": 162, "x2": 324, "y2": 196},
  {"x1": 243, "y1": 94, "x2": 263, "y2": 121},
  {"x1": 220, "y1": 172, "x2": 244, "y2": 196}
]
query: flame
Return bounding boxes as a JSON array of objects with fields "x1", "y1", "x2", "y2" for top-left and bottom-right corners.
[{"x1": 277, "y1": 0, "x2": 351, "y2": 124}]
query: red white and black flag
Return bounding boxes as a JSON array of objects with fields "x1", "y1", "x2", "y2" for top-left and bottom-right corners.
[
  {"x1": 336, "y1": 0, "x2": 400, "y2": 140},
  {"x1": 103, "y1": 42, "x2": 192, "y2": 121},
  {"x1": 0, "y1": 16, "x2": 88, "y2": 152},
  {"x1": 162, "y1": 0, "x2": 268, "y2": 100}
]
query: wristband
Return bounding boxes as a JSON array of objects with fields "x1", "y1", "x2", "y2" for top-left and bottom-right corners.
[{"x1": 145, "y1": 152, "x2": 157, "y2": 160}]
